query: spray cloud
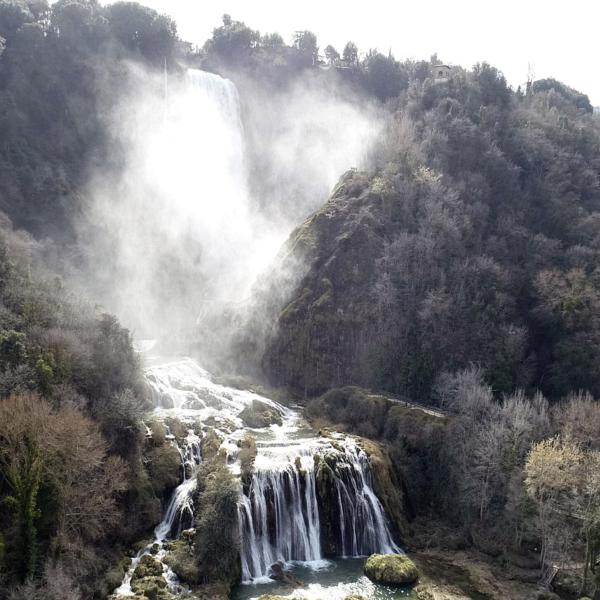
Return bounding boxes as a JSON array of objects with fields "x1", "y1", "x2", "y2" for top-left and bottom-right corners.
[{"x1": 78, "y1": 62, "x2": 381, "y2": 355}]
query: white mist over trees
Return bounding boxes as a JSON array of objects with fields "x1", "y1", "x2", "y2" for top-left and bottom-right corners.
[{"x1": 77, "y1": 62, "x2": 380, "y2": 343}]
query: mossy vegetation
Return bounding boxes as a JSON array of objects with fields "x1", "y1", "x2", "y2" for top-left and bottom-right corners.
[
  {"x1": 363, "y1": 553, "x2": 419, "y2": 585},
  {"x1": 238, "y1": 399, "x2": 282, "y2": 428}
]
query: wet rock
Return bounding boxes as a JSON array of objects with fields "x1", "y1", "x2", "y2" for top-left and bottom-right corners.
[
  {"x1": 364, "y1": 553, "x2": 419, "y2": 585},
  {"x1": 238, "y1": 399, "x2": 283, "y2": 428},
  {"x1": 163, "y1": 539, "x2": 199, "y2": 584},
  {"x1": 131, "y1": 574, "x2": 167, "y2": 595},
  {"x1": 268, "y1": 561, "x2": 305, "y2": 588},
  {"x1": 239, "y1": 434, "x2": 257, "y2": 491},
  {"x1": 414, "y1": 585, "x2": 435, "y2": 600},
  {"x1": 314, "y1": 453, "x2": 339, "y2": 555},
  {"x1": 146, "y1": 444, "x2": 182, "y2": 497},
  {"x1": 132, "y1": 554, "x2": 164, "y2": 581}
]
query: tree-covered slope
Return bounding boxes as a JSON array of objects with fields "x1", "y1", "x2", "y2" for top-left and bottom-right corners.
[
  {"x1": 0, "y1": 0, "x2": 178, "y2": 239},
  {"x1": 263, "y1": 65, "x2": 600, "y2": 401}
]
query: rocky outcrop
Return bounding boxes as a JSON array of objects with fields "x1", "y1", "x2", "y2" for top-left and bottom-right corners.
[
  {"x1": 238, "y1": 399, "x2": 283, "y2": 428},
  {"x1": 313, "y1": 450, "x2": 345, "y2": 555},
  {"x1": 262, "y1": 170, "x2": 384, "y2": 395},
  {"x1": 132, "y1": 555, "x2": 164, "y2": 580},
  {"x1": 200, "y1": 428, "x2": 223, "y2": 461},
  {"x1": 268, "y1": 561, "x2": 305, "y2": 588},
  {"x1": 163, "y1": 538, "x2": 199, "y2": 585},
  {"x1": 364, "y1": 553, "x2": 419, "y2": 585}
]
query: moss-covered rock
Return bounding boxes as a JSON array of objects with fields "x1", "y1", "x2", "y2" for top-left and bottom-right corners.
[
  {"x1": 257, "y1": 595, "x2": 288, "y2": 600},
  {"x1": 146, "y1": 444, "x2": 182, "y2": 497},
  {"x1": 163, "y1": 539, "x2": 199, "y2": 584},
  {"x1": 132, "y1": 554, "x2": 164, "y2": 581},
  {"x1": 239, "y1": 434, "x2": 257, "y2": 491},
  {"x1": 163, "y1": 416, "x2": 188, "y2": 441},
  {"x1": 364, "y1": 553, "x2": 419, "y2": 585},
  {"x1": 313, "y1": 453, "x2": 339, "y2": 555},
  {"x1": 238, "y1": 399, "x2": 282, "y2": 428},
  {"x1": 201, "y1": 428, "x2": 223, "y2": 461},
  {"x1": 131, "y1": 575, "x2": 167, "y2": 594}
]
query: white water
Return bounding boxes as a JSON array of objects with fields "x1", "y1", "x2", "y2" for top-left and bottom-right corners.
[
  {"x1": 112, "y1": 70, "x2": 398, "y2": 597},
  {"x1": 114, "y1": 355, "x2": 400, "y2": 596}
]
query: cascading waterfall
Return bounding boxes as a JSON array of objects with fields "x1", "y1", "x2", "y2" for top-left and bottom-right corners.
[
  {"x1": 328, "y1": 443, "x2": 400, "y2": 558},
  {"x1": 116, "y1": 354, "x2": 401, "y2": 596},
  {"x1": 115, "y1": 429, "x2": 202, "y2": 596},
  {"x1": 155, "y1": 430, "x2": 202, "y2": 540},
  {"x1": 238, "y1": 455, "x2": 322, "y2": 580},
  {"x1": 112, "y1": 68, "x2": 399, "y2": 597},
  {"x1": 238, "y1": 439, "x2": 400, "y2": 581}
]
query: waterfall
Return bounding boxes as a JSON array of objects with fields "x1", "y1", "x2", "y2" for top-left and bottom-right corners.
[
  {"x1": 238, "y1": 455, "x2": 321, "y2": 580},
  {"x1": 114, "y1": 429, "x2": 202, "y2": 596},
  {"x1": 328, "y1": 443, "x2": 400, "y2": 558},
  {"x1": 116, "y1": 357, "x2": 401, "y2": 595},
  {"x1": 238, "y1": 437, "x2": 400, "y2": 581},
  {"x1": 155, "y1": 430, "x2": 203, "y2": 540}
]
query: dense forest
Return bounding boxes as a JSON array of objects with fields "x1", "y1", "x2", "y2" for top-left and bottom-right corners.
[{"x1": 1, "y1": 1, "x2": 600, "y2": 599}]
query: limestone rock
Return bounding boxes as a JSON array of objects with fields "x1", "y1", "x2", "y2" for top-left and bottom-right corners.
[{"x1": 364, "y1": 553, "x2": 419, "y2": 585}]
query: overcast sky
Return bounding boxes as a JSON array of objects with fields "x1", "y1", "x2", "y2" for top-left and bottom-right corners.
[{"x1": 126, "y1": 0, "x2": 600, "y2": 106}]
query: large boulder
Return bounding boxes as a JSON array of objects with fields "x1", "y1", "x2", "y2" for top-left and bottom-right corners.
[
  {"x1": 238, "y1": 399, "x2": 282, "y2": 428},
  {"x1": 364, "y1": 553, "x2": 419, "y2": 585}
]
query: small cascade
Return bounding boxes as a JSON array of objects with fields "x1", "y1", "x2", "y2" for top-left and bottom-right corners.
[
  {"x1": 115, "y1": 430, "x2": 202, "y2": 596},
  {"x1": 156, "y1": 430, "x2": 203, "y2": 540}
]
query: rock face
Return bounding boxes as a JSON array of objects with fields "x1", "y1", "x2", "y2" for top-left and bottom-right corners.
[
  {"x1": 262, "y1": 170, "x2": 383, "y2": 396},
  {"x1": 132, "y1": 554, "x2": 164, "y2": 580},
  {"x1": 364, "y1": 553, "x2": 419, "y2": 585},
  {"x1": 357, "y1": 438, "x2": 411, "y2": 542}
]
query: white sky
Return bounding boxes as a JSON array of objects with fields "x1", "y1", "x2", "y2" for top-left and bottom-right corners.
[{"x1": 131, "y1": 0, "x2": 600, "y2": 105}]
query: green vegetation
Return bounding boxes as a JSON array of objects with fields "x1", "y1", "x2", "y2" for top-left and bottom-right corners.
[
  {"x1": 308, "y1": 373, "x2": 600, "y2": 596},
  {"x1": 0, "y1": 217, "x2": 160, "y2": 597},
  {"x1": 264, "y1": 64, "x2": 600, "y2": 402},
  {"x1": 194, "y1": 459, "x2": 241, "y2": 586}
]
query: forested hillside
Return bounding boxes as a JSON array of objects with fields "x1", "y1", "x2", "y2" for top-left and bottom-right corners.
[
  {"x1": 262, "y1": 66, "x2": 600, "y2": 402},
  {"x1": 0, "y1": 0, "x2": 178, "y2": 238},
  {"x1": 1, "y1": 2, "x2": 600, "y2": 599},
  {"x1": 0, "y1": 2, "x2": 181, "y2": 597}
]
